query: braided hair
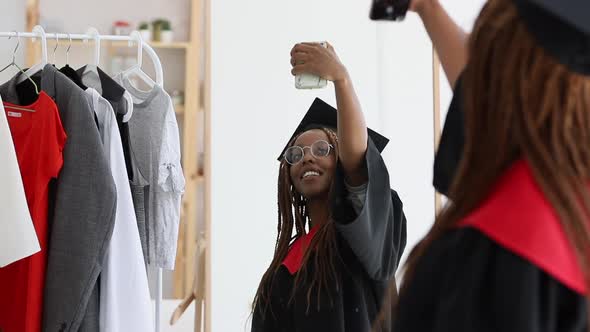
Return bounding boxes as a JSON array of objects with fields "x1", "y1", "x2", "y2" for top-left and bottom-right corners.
[{"x1": 253, "y1": 127, "x2": 346, "y2": 318}]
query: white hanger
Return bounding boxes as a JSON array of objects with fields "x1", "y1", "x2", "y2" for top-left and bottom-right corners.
[
  {"x1": 83, "y1": 27, "x2": 100, "y2": 75},
  {"x1": 88, "y1": 27, "x2": 100, "y2": 66},
  {"x1": 144, "y1": 42, "x2": 164, "y2": 87},
  {"x1": 16, "y1": 25, "x2": 47, "y2": 84},
  {"x1": 121, "y1": 31, "x2": 158, "y2": 88}
]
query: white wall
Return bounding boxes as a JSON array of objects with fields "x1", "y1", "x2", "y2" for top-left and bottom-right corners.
[
  {"x1": 39, "y1": 0, "x2": 191, "y2": 41},
  {"x1": 0, "y1": 0, "x2": 26, "y2": 84}
]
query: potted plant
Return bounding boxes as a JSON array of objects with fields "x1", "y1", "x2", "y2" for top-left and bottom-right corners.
[
  {"x1": 138, "y1": 22, "x2": 151, "y2": 42},
  {"x1": 152, "y1": 19, "x2": 163, "y2": 42},
  {"x1": 160, "y1": 20, "x2": 174, "y2": 43}
]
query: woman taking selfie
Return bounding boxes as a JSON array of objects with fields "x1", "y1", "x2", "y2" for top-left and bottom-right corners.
[
  {"x1": 251, "y1": 42, "x2": 407, "y2": 332},
  {"x1": 386, "y1": 0, "x2": 590, "y2": 331}
]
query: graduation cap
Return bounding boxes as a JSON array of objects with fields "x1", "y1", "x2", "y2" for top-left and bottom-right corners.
[
  {"x1": 277, "y1": 98, "x2": 389, "y2": 161},
  {"x1": 513, "y1": 0, "x2": 590, "y2": 75}
]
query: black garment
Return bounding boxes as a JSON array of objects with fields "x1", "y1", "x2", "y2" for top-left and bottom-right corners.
[
  {"x1": 394, "y1": 227, "x2": 588, "y2": 332},
  {"x1": 252, "y1": 138, "x2": 407, "y2": 332},
  {"x1": 433, "y1": 76, "x2": 465, "y2": 197},
  {"x1": 14, "y1": 70, "x2": 42, "y2": 106},
  {"x1": 59, "y1": 65, "x2": 87, "y2": 90}
]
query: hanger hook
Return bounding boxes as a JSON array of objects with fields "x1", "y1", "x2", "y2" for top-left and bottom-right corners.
[
  {"x1": 32, "y1": 25, "x2": 48, "y2": 66},
  {"x1": 130, "y1": 31, "x2": 143, "y2": 68},
  {"x1": 86, "y1": 27, "x2": 100, "y2": 66},
  {"x1": 66, "y1": 33, "x2": 72, "y2": 65},
  {"x1": 10, "y1": 31, "x2": 20, "y2": 64},
  {"x1": 53, "y1": 33, "x2": 60, "y2": 64}
]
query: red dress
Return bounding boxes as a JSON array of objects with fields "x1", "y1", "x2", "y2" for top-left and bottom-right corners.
[{"x1": 0, "y1": 92, "x2": 66, "y2": 332}]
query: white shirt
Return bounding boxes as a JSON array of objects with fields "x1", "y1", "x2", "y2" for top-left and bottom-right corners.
[
  {"x1": 0, "y1": 97, "x2": 40, "y2": 267},
  {"x1": 86, "y1": 88, "x2": 154, "y2": 332}
]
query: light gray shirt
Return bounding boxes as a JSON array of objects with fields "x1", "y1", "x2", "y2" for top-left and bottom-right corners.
[{"x1": 114, "y1": 74, "x2": 185, "y2": 270}]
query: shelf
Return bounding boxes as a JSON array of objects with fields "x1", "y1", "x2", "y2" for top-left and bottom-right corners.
[
  {"x1": 174, "y1": 104, "x2": 185, "y2": 115},
  {"x1": 149, "y1": 41, "x2": 190, "y2": 49}
]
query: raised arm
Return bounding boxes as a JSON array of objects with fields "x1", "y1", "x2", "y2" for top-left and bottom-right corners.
[
  {"x1": 412, "y1": 0, "x2": 469, "y2": 87},
  {"x1": 290, "y1": 43, "x2": 368, "y2": 186}
]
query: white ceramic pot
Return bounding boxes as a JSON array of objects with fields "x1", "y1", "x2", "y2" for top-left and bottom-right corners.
[
  {"x1": 160, "y1": 30, "x2": 174, "y2": 43},
  {"x1": 139, "y1": 29, "x2": 152, "y2": 42}
]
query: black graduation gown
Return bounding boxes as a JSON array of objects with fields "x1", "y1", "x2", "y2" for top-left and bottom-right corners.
[
  {"x1": 432, "y1": 76, "x2": 465, "y2": 197},
  {"x1": 394, "y1": 227, "x2": 588, "y2": 332},
  {"x1": 252, "y1": 138, "x2": 407, "y2": 332}
]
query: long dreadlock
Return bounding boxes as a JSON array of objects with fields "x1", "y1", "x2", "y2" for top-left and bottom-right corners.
[
  {"x1": 253, "y1": 127, "x2": 345, "y2": 318},
  {"x1": 375, "y1": 0, "x2": 590, "y2": 330}
]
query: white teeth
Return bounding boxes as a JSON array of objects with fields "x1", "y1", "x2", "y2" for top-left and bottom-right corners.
[{"x1": 303, "y1": 171, "x2": 320, "y2": 179}]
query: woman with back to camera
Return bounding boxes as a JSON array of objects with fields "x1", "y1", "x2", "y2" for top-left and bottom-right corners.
[
  {"x1": 251, "y1": 42, "x2": 407, "y2": 332},
  {"x1": 380, "y1": 0, "x2": 590, "y2": 330}
]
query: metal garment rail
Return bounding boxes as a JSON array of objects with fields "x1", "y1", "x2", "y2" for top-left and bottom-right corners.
[{"x1": 1, "y1": 25, "x2": 165, "y2": 332}]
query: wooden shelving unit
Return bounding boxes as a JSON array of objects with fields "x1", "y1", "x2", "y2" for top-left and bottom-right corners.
[
  {"x1": 175, "y1": 104, "x2": 185, "y2": 115},
  {"x1": 27, "y1": 0, "x2": 211, "y2": 330},
  {"x1": 148, "y1": 41, "x2": 191, "y2": 49}
]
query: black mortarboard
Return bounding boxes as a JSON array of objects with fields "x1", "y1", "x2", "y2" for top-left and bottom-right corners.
[
  {"x1": 277, "y1": 98, "x2": 389, "y2": 161},
  {"x1": 514, "y1": 0, "x2": 590, "y2": 75}
]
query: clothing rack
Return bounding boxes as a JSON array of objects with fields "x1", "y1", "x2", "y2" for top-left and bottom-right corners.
[
  {"x1": 0, "y1": 26, "x2": 164, "y2": 85},
  {"x1": 1, "y1": 25, "x2": 165, "y2": 332}
]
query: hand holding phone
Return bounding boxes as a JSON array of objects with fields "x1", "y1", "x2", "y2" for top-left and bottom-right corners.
[{"x1": 294, "y1": 42, "x2": 329, "y2": 90}]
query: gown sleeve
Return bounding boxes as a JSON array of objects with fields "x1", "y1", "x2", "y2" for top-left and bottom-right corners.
[
  {"x1": 394, "y1": 228, "x2": 588, "y2": 332},
  {"x1": 331, "y1": 137, "x2": 407, "y2": 281},
  {"x1": 433, "y1": 76, "x2": 465, "y2": 197}
]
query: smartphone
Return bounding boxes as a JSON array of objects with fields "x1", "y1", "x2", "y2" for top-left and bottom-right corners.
[
  {"x1": 295, "y1": 41, "x2": 328, "y2": 90},
  {"x1": 369, "y1": 0, "x2": 410, "y2": 21}
]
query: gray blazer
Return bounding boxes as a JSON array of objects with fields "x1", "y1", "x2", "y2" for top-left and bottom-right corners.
[{"x1": 0, "y1": 65, "x2": 117, "y2": 332}]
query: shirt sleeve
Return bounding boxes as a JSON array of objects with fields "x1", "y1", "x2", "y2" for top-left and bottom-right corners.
[
  {"x1": 153, "y1": 99, "x2": 186, "y2": 269},
  {"x1": 157, "y1": 101, "x2": 185, "y2": 194},
  {"x1": 47, "y1": 102, "x2": 67, "y2": 178}
]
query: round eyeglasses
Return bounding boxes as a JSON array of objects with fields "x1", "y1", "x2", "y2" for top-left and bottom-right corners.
[{"x1": 283, "y1": 140, "x2": 334, "y2": 165}]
